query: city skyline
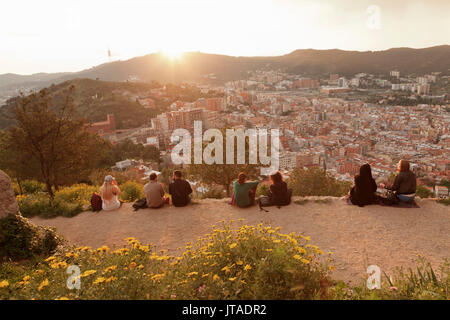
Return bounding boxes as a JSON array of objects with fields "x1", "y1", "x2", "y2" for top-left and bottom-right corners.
[{"x1": 1, "y1": 0, "x2": 449, "y2": 75}]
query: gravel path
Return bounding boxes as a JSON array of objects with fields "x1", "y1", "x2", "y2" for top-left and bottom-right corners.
[{"x1": 31, "y1": 197, "x2": 450, "y2": 283}]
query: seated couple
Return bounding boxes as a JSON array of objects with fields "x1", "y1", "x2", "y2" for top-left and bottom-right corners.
[
  {"x1": 349, "y1": 160, "x2": 416, "y2": 207},
  {"x1": 144, "y1": 170, "x2": 193, "y2": 208},
  {"x1": 232, "y1": 171, "x2": 292, "y2": 209}
]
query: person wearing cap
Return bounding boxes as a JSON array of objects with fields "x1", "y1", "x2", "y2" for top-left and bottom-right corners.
[
  {"x1": 99, "y1": 175, "x2": 121, "y2": 211},
  {"x1": 144, "y1": 172, "x2": 165, "y2": 208}
]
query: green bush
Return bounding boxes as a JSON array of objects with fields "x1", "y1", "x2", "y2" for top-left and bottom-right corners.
[
  {"x1": 0, "y1": 222, "x2": 331, "y2": 300},
  {"x1": 13, "y1": 180, "x2": 47, "y2": 195},
  {"x1": 437, "y1": 198, "x2": 450, "y2": 206},
  {"x1": 0, "y1": 213, "x2": 63, "y2": 261},
  {"x1": 288, "y1": 168, "x2": 352, "y2": 197},
  {"x1": 119, "y1": 181, "x2": 144, "y2": 202},
  {"x1": 256, "y1": 184, "x2": 269, "y2": 197},
  {"x1": 416, "y1": 185, "x2": 434, "y2": 198},
  {"x1": 329, "y1": 258, "x2": 449, "y2": 300},
  {"x1": 17, "y1": 194, "x2": 84, "y2": 219},
  {"x1": 199, "y1": 186, "x2": 226, "y2": 199},
  {"x1": 54, "y1": 184, "x2": 97, "y2": 205}
]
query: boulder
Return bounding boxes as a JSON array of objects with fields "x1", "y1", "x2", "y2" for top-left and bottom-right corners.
[{"x1": 0, "y1": 170, "x2": 19, "y2": 219}]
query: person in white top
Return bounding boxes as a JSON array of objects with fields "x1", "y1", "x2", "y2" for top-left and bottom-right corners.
[{"x1": 99, "y1": 175, "x2": 121, "y2": 211}]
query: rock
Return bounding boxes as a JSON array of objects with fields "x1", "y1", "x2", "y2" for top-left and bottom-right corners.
[{"x1": 0, "y1": 170, "x2": 19, "y2": 219}]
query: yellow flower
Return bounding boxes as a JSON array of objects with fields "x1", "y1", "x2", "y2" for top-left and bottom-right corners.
[
  {"x1": 241, "y1": 280, "x2": 247, "y2": 285},
  {"x1": 23, "y1": 276, "x2": 31, "y2": 282},
  {"x1": 221, "y1": 266, "x2": 231, "y2": 274},
  {"x1": 81, "y1": 270, "x2": 97, "y2": 277},
  {"x1": 213, "y1": 274, "x2": 220, "y2": 281},
  {"x1": 151, "y1": 274, "x2": 165, "y2": 281},
  {"x1": 93, "y1": 277, "x2": 106, "y2": 285},
  {"x1": 137, "y1": 264, "x2": 144, "y2": 270},
  {"x1": 187, "y1": 272, "x2": 198, "y2": 277},
  {"x1": 329, "y1": 265, "x2": 335, "y2": 271},
  {"x1": 129, "y1": 262, "x2": 137, "y2": 269},
  {"x1": 0, "y1": 280, "x2": 9, "y2": 288},
  {"x1": 301, "y1": 259, "x2": 310, "y2": 264},
  {"x1": 293, "y1": 255, "x2": 301, "y2": 260},
  {"x1": 105, "y1": 276, "x2": 118, "y2": 283},
  {"x1": 265, "y1": 249, "x2": 273, "y2": 252},
  {"x1": 44, "y1": 256, "x2": 56, "y2": 262},
  {"x1": 57, "y1": 297, "x2": 70, "y2": 300},
  {"x1": 38, "y1": 279, "x2": 49, "y2": 291},
  {"x1": 103, "y1": 266, "x2": 117, "y2": 273},
  {"x1": 228, "y1": 277, "x2": 237, "y2": 282},
  {"x1": 229, "y1": 243, "x2": 237, "y2": 249},
  {"x1": 243, "y1": 264, "x2": 252, "y2": 271},
  {"x1": 236, "y1": 260, "x2": 243, "y2": 266},
  {"x1": 202, "y1": 273, "x2": 210, "y2": 278},
  {"x1": 295, "y1": 247, "x2": 307, "y2": 254},
  {"x1": 303, "y1": 236, "x2": 311, "y2": 241}
]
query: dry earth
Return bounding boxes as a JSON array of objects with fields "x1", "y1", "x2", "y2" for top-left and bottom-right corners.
[{"x1": 31, "y1": 197, "x2": 450, "y2": 283}]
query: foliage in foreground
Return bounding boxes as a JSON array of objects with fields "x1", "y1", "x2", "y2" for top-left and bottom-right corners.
[
  {"x1": 0, "y1": 214, "x2": 63, "y2": 261},
  {"x1": 0, "y1": 222, "x2": 448, "y2": 300},
  {"x1": 330, "y1": 258, "x2": 449, "y2": 300},
  {"x1": 0, "y1": 222, "x2": 332, "y2": 300}
]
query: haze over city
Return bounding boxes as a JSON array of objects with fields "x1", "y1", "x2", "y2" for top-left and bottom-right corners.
[{"x1": 1, "y1": 0, "x2": 450, "y2": 74}]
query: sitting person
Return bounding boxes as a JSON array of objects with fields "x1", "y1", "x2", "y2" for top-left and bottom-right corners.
[
  {"x1": 233, "y1": 172, "x2": 259, "y2": 208},
  {"x1": 260, "y1": 171, "x2": 292, "y2": 208},
  {"x1": 169, "y1": 170, "x2": 192, "y2": 207},
  {"x1": 381, "y1": 160, "x2": 416, "y2": 203},
  {"x1": 349, "y1": 163, "x2": 378, "y2": 207},
  {"x1": 99, "y1": 175, "x2": 121, "y2": 211},
  {"x1": 144, "y1": 173, "x2": 165, "y2": 208}
]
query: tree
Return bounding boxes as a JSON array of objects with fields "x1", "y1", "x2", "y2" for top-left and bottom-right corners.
[
  {"x1": 438, "y1": 179, "x2": 450, "y2": 189},
  {"x1": 1, "y1": 86, "x2": 110, "y2": 198},
  {"x1": 288, "y1": 167, "x2": 352, "y2": 197},
  {"x1": 187, "y1": 129, "x2": 259, "y2": 196}
]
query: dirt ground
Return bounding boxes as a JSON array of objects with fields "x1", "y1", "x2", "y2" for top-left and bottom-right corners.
[{"x1": 31, "y1": 197, "x2": 450, "y2": 283}]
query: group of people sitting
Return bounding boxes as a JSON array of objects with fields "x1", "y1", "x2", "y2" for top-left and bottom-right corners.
[
  {"x1": 348, "y1": 159, "x2": 417, "y2": 207},
  {"x1": 98, "y1": 170, "x2": 193, "y2": 211},
  {"x1": 96, "y1": 159, "x2": 416, "y2": 212},
  {"x1": 231, "y1": 171, "x2": 292, "y2": 209}
]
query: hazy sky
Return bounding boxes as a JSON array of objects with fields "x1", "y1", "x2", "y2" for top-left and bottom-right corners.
[{"x1": 1, "y1": 0, "x2": 449, "y2": 75}]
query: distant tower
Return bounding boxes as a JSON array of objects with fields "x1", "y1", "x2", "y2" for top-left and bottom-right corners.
[{"x1": 108, "y1": 49, "x2": 112, "y2": 62}]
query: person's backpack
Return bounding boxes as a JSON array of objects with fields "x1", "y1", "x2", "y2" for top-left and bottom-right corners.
[
  {"x1": 132, "y1": 198, "x2": 148, "y2": 211},
  {"x1": 91, "y1": 192, "x2": 102, "y2": 212}
]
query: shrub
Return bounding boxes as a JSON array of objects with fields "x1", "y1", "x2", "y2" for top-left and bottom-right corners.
[
  {"x1": 12, "y1": 180, "x2": 47, "y2": 195},
  {"x1": 17, "y1": 194, "x2": 84, "y2": 219},
  {"x1": 0, "y1": 213, "x2": 63, "y2": 261},
  {"x1": 120, "y1": 181, "x2": 144, "y2": 202},
  {"x1": 416, "y1": 185, "x2": 434, "y2": 199},
  {"x1": 0, "y1": 222, "x2": 332, "y2": 300},
  {"x1": 437, "y1": 198, "x2": 450, "y2": 206},
  {"x1": 54, "y1": 184, "x2": 97, "y2": 206},
  {"x1": 288, "y1": 168, "x2": 352, "y2": 197},
  {"x1": 256, "y1": 184, "x2": 269, "y2": 197},
  {"x1": 329, "y1": 258, "x2": 449, "y2": 300},
  {"x1": 199, "y1": 186, "x2": 226, "y2": 199}
]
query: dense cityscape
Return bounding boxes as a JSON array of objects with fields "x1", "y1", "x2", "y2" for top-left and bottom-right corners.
[{"x1": 82, "y1": 68, "x2": 450, "y2": 198}]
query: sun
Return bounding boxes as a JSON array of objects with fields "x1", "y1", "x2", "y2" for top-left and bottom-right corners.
[{"x1": 161, "y1": 48, "x2": 185, "y2": 60}]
